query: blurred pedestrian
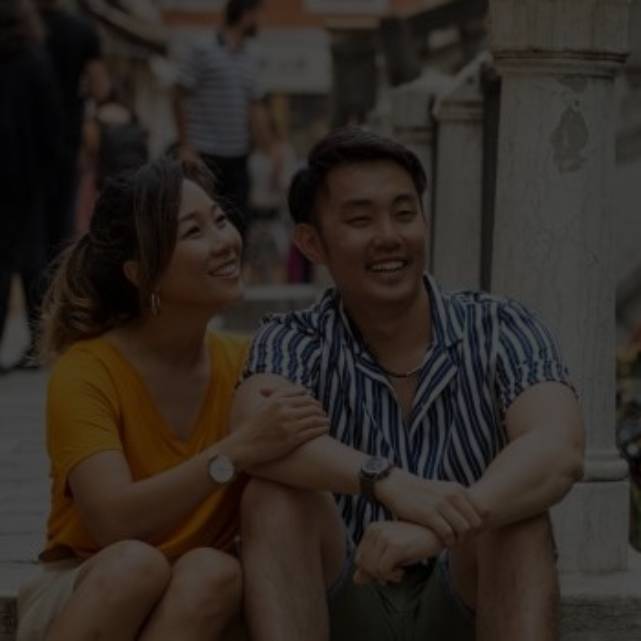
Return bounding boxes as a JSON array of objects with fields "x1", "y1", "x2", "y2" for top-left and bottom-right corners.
[
  {"x1": 84, "y1": 87, "x2": 149, "y2": 192},
  {"x1": 244, "y1": 101, "x2": 298, "y2": 284},
  {"x1": 173, "y1": 0, "x2": 281, "y2": 230},
  {"x1": 0, "y1": 0, "x2": 64, "y2": 372},
  {"x1": 36, "y1": 0, "x2": 110, "y2": 262}
]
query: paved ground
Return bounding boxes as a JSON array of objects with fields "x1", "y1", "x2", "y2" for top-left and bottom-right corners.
[{"x1": 0, "y1": 312, "x2": 48, "y2": 600}]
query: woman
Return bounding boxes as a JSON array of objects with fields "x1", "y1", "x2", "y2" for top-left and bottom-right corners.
[
  {"x1": 0, "y1": 0, "x2": 63, "y2": 371},
  {"x1": 17, "y1": 158, "x2": 329, "y2": 640}
]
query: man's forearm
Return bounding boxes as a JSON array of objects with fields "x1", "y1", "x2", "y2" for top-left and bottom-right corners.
[
  {"x1": 247, "y1": 435, "x2": 368, "y2": 495},
  {"x1": 469, "y1": 430, "x2": 583, "y2": 530}
]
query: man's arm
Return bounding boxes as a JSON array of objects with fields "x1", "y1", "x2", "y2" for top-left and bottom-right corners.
[
  {"x1": 232, "y1": 373, "x2": 483, "y2": 546},
  {"x1": 467, "y1": 381, "x2": 584, "y2": 529},
  {"x1": 232, "y1": 374, "x2": 368, "y2": 494}
]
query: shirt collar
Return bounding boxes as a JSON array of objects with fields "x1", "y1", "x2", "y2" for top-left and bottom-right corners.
[{"x1": 336, "y1": 273, "x2": 464, "y2": 355}]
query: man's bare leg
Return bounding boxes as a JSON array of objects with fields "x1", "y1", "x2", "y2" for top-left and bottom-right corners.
[
  {"x1": 449, "y1": 512, "x2": 559, "y2": 641},
  {"x1": 240, "y1": 479, "x2": 347, "y2": 641}
]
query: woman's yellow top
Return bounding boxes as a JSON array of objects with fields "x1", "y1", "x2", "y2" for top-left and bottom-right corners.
[{"x1": 41, "y1": 331, "x2": 250, "y2": 562}]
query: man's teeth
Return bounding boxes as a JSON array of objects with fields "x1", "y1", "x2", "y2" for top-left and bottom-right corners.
[{"x1": 369, "y1": 261, "x2": 406, "y2": 273}]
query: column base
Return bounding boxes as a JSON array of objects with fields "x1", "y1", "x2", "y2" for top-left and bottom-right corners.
[
  {"x1": 552, "y1": 480, "x2": 630, "y2": 574},
  {"x1": 561, "y1": 550, "x2": 641, "y2": 640}
]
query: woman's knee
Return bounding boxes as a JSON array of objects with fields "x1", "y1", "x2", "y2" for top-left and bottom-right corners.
[
  {"x1": 169, "y1": 548, "x2": 242, "y2": 620},
  {"x1": 77, "y1": 540, "x2": 171, "y2": 605}
]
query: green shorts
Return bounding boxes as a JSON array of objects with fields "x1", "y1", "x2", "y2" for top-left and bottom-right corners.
[{"x1": 328, "y1": 551, "x2": 475, "y2": 641}]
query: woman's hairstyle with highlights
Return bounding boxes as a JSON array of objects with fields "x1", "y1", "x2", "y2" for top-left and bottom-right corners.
[
  {"x1": 288, "y1": 126, "x2": 428, "y2": 226},
  {"x1": 39, "y1": 157, "x2": 217, "y2": 361}
]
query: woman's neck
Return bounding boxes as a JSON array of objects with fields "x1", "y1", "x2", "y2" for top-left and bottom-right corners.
[{"x1": 117, "y1": 307, "x2": 212, "y2": 372}]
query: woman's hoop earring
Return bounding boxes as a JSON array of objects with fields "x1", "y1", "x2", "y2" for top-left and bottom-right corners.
[{"x1": 150, "y1": 292, "x2": 161, "y2": 316}]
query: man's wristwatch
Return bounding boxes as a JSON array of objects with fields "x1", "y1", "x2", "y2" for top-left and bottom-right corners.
[
  {"x1": 207, "y1": 454, "x2": 236, "y2": 485},
  {"x1": 359, "y1": 456, "x2": 394, "y2": 501}
]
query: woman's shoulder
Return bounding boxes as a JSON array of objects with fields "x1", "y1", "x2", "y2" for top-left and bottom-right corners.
[
  {"x1": 48, "y1": 336, "x2": 121, "y2": 393},
  {"x1": 207, "y1": 330, "x2": 252, "y2": 374}
]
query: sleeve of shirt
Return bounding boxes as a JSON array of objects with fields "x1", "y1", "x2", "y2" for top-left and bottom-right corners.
[
  {"x1": 494, "y1": 299, "x2": 575, "y2": 418},
  {"x1": 241, "y1": 316, "x2": 321, "y2": 392},
  {"x1": 47, "y1": 349, "x2": 123, "y2": 490}
]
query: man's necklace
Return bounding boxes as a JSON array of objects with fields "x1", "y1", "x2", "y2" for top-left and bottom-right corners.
[{"x1": 376, "y1": 362, "x2": 423, "y2": 379}]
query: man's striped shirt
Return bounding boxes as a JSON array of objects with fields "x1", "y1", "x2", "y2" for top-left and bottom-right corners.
[
  {"x1": 176, "y1": 34, "x2": 263, "y2": 157},
  {"x1": 243, "y1": 274, "x2": 573, "y2": 544}
]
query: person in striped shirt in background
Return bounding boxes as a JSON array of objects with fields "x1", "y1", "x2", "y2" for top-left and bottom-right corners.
[
  {"x1": 229, "y1": 127, "x2": 585, "y2": 640},
  {"x1": 172, "y1": 0, "x2": 281, "y2": 232}
]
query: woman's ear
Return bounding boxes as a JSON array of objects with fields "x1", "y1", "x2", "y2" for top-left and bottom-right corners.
[
  {"x1": 123, "y1": 260, "x2": 140, "y2": 287},
  {"x1": 292, "y1": 223, "x2": 327, "y2": 266}
]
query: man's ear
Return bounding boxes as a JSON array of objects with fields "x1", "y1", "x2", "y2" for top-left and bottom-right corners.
[
  {"x1": 293, "y1": 223, "x2": 327, "y2": 265},
  {"x1": 123, "y1": 260, "x2": 140, "y2": 287}
]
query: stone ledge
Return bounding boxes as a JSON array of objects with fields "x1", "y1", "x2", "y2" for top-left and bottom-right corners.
[
  {"x1": 2, "y1": 559, "x2": 640, "y2": 641},
  {"x1": 219, "y1": 284, "x2": 321, "y2": 334},
  {"x1": 560, "y1": 564, "x2": 641, "y2": 640}
]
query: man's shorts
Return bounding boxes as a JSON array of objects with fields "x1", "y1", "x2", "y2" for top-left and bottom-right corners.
[
  {"x1": 16, "y1": 558, "x2": 84, "y2": 641},
  {"x1": 328, "y1": 548, "x2": 475, "y2": 641}
]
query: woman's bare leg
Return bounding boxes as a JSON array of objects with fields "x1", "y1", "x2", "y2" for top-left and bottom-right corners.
[
  {"x1": 139, "y1": 547, "x2": 242, "y2": 641},
  {"x1": 46, "y1": 540, "x2": 171, "y2": 641}
]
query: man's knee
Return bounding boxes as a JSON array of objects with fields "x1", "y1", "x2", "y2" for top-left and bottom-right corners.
[
  {"x1": 480, "y1": 513, "x2": 556, "y2": 561},
  {"x1": 241, "y1": 478, "x2": 330, "y2": 533},
  {"x1": 77, "y1": 540, "x2": 171, "y2": 607}
]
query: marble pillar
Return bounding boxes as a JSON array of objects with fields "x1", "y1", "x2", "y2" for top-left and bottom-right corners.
[
  {"x1": 432, "y1": 64, "x2": 485, "y2": 291},
  {"x1": 489, "y1": 0, "x2": 631, "y2": 573}
]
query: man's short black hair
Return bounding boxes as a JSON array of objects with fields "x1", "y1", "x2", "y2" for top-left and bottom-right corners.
[
  {"x1": 224, "y1": 0, "x2": 262, "y2": 26},
  {"x1": 288, "y1": 127, "x2": 428, "y2": 225}
]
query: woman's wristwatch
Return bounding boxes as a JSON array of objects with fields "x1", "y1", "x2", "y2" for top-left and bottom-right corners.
[{"x1": 207, "y1": 453, "x2": 236, "y2": 485}]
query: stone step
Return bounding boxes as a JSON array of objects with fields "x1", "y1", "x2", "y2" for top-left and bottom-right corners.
[
  {"x1": 560, "y1": 556, "x2": 641, "y2": 640},
  {"x1": 218, "y1": 284, "x2": 321, "y2": 334},
  {"x1": 2, "y1": 561, "x2": 640, "y2": 640}
]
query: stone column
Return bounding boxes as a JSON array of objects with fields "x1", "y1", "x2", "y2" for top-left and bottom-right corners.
[
  {"x1": 387, "y1": 76, "x2": 442, "y2": 266},
  {"x1": 489, "y1": 0, "x2": 631, "y2": 576},
  {"x1": 432, "y1": 65, "x2": 485, "y2": 291}
]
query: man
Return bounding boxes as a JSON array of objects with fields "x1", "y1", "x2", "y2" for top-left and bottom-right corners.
[
  {"x1": 230, "y1": 127, "x2": 584, "y2": 640},
  {"x1": 173, "y1": 0, "x2": 278, "y2": 227},
  {"x1": 36, "y1": 0, "x2": 110, "y2": 264}
]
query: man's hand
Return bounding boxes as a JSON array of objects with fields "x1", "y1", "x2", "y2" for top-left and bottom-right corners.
[
  {"x1": 353, "y1": 521, "x2": 443, "y2": 585},
  {"x1": 375, "y1": 470, "x2": 485, "y2": 547}
]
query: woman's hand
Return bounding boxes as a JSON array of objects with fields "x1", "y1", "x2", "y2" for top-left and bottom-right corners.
[{"x1": 225, "y1": 385, "x2": 330, "y2": 469}]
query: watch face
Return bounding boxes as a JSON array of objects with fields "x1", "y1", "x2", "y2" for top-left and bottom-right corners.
[
  {"x1": 209, "y1": 455, "x2": 235, "y2": 484},
  {"x1": 363, "y1": 457, "x2": 390, "y2": 478}
]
